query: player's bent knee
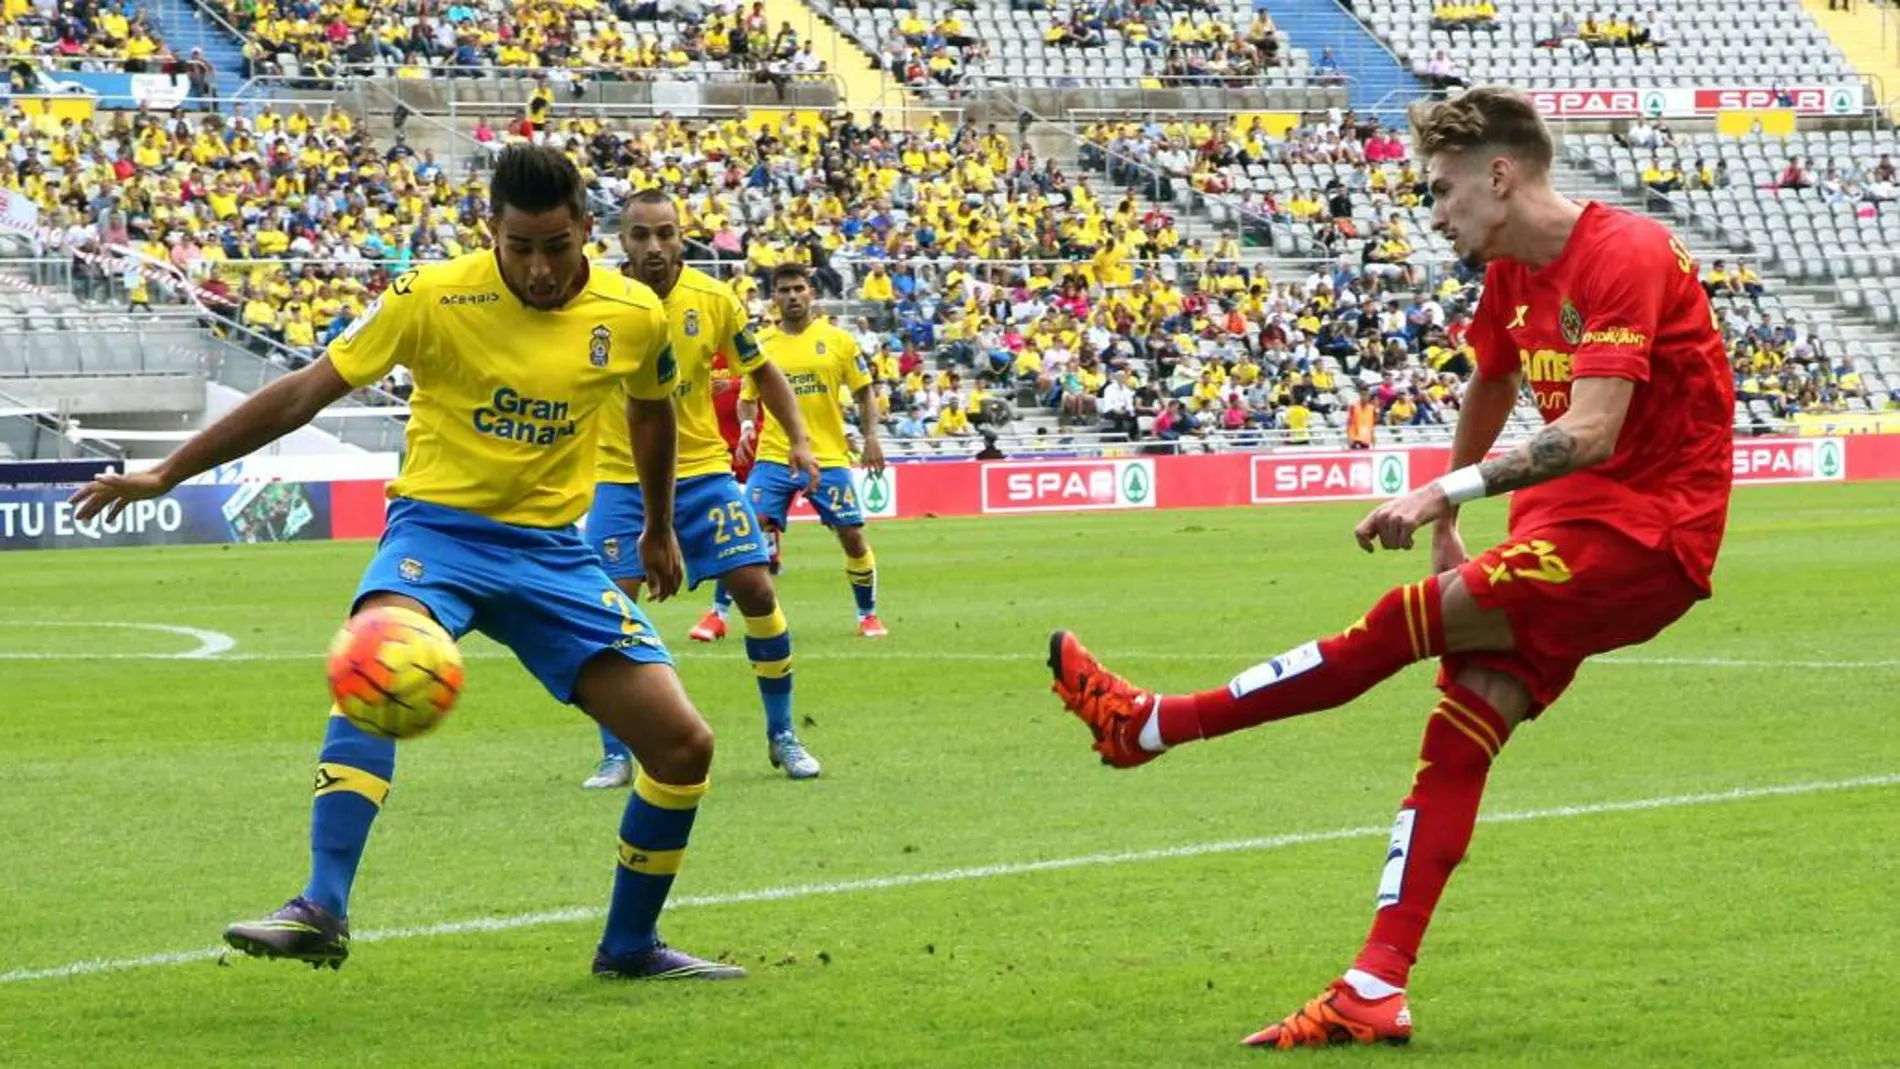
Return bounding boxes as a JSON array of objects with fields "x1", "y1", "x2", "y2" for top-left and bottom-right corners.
[
  {"x1": 836, "y1": 526, "x2": 869, "y2": 556},
  {"x1": 724, "y1": 565, "x2": 776, "y2": 616},
  {"x1": 1451, "y1": 664, "x2": 1535, "y2": 729},
  {"x1": 1437, "y1": 569, "x2": 1515, "y2": 654},
  {"x1": 575, "y1": 657, "x2": 714, "y2": 783}
]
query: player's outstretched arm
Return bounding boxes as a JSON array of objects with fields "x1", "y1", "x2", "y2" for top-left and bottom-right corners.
[
  {"x1": 1474, "y1": 376, "x2": 1633, "y2": 494},
  {"x1": 1431, "y1": 368, "x2": 1520, "y2": 568},
  {"x1": 68, "y1": 357, "x2": 355, "y2": 522},
  {"x1": 628, "y1": 395, "x2": 684, "y2": 601},
  {"x1": 853, "y1": 384, "x2": 885, "y2": 476},
  {"x1": 748, "y1": 361, "x2": 819, "y2": 489},
  {"x1": 1354, "y1": 374, "x2": 1633, "y2": 555}
]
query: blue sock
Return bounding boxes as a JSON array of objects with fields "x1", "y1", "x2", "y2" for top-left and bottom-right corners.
[
  {"x1": 845, "y1": 548, "x2": 877, "y2": 618},
  {"x1": 304, "y1": 711, "x2": 397, "y2": 919},
  {"x1": 742, "y1": 605, "x2": 794, "y2": 740},
  {"x1": 599, "y1": 768, "x2": 705, "y2": 958},
  {"x1": 711, "y1": 580, "x2": 733, "y2": 618},
  {"x1": 599, "y1": 723, "x2": 632, "y2": 763}
]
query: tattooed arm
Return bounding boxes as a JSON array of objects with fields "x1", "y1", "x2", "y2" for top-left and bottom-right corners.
[
  {"x1": 1476, "y1": 376, "x2": 1635, "y2": 494},
  {"x1": 1354, "y1": 376, "x2": 1635, "y2": 554}
]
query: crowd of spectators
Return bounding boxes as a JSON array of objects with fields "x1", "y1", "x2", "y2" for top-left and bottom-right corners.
[
  {"x1": 198, "y1": 0, "x2": 829, "y2": 88},
  {"x1": 3, "y1": 2, "x2": 222, "y2": 102},
  {"x1": 0, "y1": 79, "x2": 1888, "y2": 438},
  {"x1": 1535, "y1": 10, "x2": 1674, "y2": 59}
]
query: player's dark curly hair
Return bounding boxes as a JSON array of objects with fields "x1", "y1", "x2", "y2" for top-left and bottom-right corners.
[
  {"x1": 489, "y1": 144, "x2": 587, "y2": 220},
  {"x1": 1408, "y1": 87, "x2": 1554, "y2": 174},
  {"x1": 771, "y1": 262, "x2": 811, "y2": 290}
]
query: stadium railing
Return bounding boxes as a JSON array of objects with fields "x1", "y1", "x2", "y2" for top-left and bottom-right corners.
[{"x1": 0, "y1": 385, "x2": 124, "y2": 463}]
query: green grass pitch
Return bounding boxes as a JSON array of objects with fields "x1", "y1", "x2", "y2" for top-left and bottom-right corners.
[{"x1": 2, "y1": 482, "x2": 1896, "y2": 1067}]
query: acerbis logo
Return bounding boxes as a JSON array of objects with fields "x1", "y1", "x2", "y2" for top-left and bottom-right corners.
[{"x1": 439, "y1": 292, "x2": 500, "y2": 306}]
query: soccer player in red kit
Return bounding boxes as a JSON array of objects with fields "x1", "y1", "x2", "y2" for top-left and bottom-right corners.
[
  {"x1": 1047, "y1": 87, "x2": 1735, "y2": 1048},
  {"x1": 686, "y1": 351, "x2": 782, "y2": 641}
]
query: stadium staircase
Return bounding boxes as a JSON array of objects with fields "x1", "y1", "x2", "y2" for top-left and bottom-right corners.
[
  {"x1": 147, "y1": 0, "x2": 250, "y2": 101},
  {"x1": 1255, "y1": 0, "x2": 1424, "y2": 114},
  {"x1": 1800, "y1": 0, "x2": 1900, "y2": 122},
  {"x1": 777, "y1": 0, "x2": 915, "y2": 116}
]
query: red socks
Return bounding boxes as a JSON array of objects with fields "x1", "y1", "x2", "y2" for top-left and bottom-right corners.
[
  {"x1": 1158, "y1": 577, "x2": 1446, "y2": 746},
  {"x1": 1351, "y1": 683, "x2": 1512, "y2": 989}
]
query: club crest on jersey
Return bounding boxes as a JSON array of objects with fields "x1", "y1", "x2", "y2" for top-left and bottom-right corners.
[
  {"x1": 399, "y1": 558, "x2": 424, "y2": 582},
  {"x1": 589, "y1": 325, "x2": 612, "y2": 368},
  {"x1": 683, "y1": 309, "x2": 701, "y2": 337},
  {"x1": 601, "y1": 537, "x2": 620, "y2": 562},
  {"x1": 815, "y1": 340, "x2": 826, "y2": 355},
  {"x1": 1558, "y1": 299, "x2": 1584, "y2": 346}
]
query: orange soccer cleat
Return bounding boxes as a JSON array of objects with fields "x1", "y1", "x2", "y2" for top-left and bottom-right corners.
[
  {"x1": 1242, "y1": 980, "x2": 1413, "y2": 1050},
  {"x1": 1045, "y1": 631, "x2": 1158, "y2": 769},
  {"x1": 857, "y1": 614, "x2": 888, "y2": 639},
  {"x1": 687, "y1": 611, "x2": 727, "y2": 643}
]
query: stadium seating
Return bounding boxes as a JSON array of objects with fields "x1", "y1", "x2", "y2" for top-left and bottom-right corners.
[
  {"x1": 1560, "y1": 126, "x2": 1900, "y2": 413},
  {"x1": 198, "y1": 0, "x2": 802, "y2": 84},
  {"x1": 1350, "y1": 0, "x2": 1856, "y2": 90},
  {"x1": 813, "y1": 0, "x2": 1315, "y2": 91}
]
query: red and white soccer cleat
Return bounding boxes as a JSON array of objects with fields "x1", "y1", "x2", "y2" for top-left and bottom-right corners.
[
  {"x1": 687, "y1": 611, "x2": 727, "y2": 643},
  {"x1": 1241, "y1": 980, "x2": 1413, "y2": 1049},
  {"x1": 1045, "y1": 631, "x2": 1158, "y2": 769},
  {"x1": 857, "y1": 614, "x2": 888, "y2": 639}
]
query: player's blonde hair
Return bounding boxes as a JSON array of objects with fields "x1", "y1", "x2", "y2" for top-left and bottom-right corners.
[{"x1": 1407, "y1": 87, "x2": 1554, "y2": 174}]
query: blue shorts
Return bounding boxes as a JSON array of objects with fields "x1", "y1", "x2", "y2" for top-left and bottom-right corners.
[
  {"x1": 749, "y1": 461, "x2": 865, "y2": 530},
  {"x1": 585, "y1": 474, "x2": 772, "y2": 588},
  {"x1": 356, "y1": 499, "x2": 672, "y2": 704}
]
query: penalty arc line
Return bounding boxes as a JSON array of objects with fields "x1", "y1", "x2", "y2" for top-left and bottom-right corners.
[{"x1": 3, "y1": 771, "x2": 1896, "y2": 986}]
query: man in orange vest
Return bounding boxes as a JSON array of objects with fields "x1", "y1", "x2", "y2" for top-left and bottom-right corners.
[{"x1": 1346, "y1": 390, "x2": 1378, "y2": 449}]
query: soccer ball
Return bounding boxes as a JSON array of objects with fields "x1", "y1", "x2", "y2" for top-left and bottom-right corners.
[{"x1": 326, "y1": 605, "x2": 464, "y2": 739}]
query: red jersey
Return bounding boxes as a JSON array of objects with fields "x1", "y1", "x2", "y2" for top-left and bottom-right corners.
[
  {"x1": 708, "y1": 351, "x2": 743, "y2": 455},
  {"x1": 1466, "y1": 203, "x2": 1735, "y2": 592}
]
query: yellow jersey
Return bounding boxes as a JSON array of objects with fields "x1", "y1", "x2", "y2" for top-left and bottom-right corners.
[
  {"x1": 596, "y1": 264, "x2": 763, "y2": 484},
  {"x1": 744, "y1": 317, "x2": 871, "y2": 468},
  {"x1": 327, "y1": 251, "x2": 675, "y2": 527}
]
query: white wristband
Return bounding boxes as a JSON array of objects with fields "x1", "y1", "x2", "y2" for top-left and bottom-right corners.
[
  {"x1": 1435, "y1": 466, "x2": 1488, "y2": 506},
  {"x1": 740, "y1": 420, "x2": 756, "y2": 436}
]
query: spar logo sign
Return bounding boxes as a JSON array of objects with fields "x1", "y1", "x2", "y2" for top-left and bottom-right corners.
[
  {"x1": 856, "y1": 468, "x2": 897, "y2": 518},
  {"x1": 1251, "y1": 452, "x2": 1410, "y2": 503},
  {"x1": 981, "y1": 459, "x2": 1156, "y2": 514},
  {"x1": 1732, "y1": 438, "x2": 1846, "y2": 483}
]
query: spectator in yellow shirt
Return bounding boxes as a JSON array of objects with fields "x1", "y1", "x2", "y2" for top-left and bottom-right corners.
[{"x1": 935, "y1": 397, "x2": 974, "y2": 437}]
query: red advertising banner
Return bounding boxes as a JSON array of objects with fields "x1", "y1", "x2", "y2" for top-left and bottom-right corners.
[
  {"x1": 311, "y1": 436, "x2": 1900, "y2": 542},
  {"x1": 979, "y1": 459, "x2": 1157, "y2": 514},
  {"x1": 1531, "y1": 85, "x2": 1862, "y2": 120},
  {"x1": 1250, "y1": 451, "x2": 1411, "y2": 503}
]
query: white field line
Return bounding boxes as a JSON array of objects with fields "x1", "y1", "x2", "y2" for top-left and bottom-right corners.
[
  {"x1": 0, "y1": 631, "x2": 1892, "y2": 672},
  {"x1": 3, "y1": 771, "x2": 1895, "y2": 986}
]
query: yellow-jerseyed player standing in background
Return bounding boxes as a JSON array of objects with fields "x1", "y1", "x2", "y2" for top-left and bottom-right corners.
[
  {"x1": 740, "y1": 263, "x2": 889, "y2": 638},
  {"x1": 583, "y1": 190, "x2": 826, "y2": 787},
  {"x1": 71, "y1": 145, "x2": 745, "y2": 981}
]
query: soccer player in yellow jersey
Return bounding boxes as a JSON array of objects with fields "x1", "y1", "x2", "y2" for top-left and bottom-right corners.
[
  {"x1": 69, "y1": 147, "x2": 744, "y2": 982},
  {"x1": 740, "y1": 263, "x2": 889, "y2": 638},
  {"x1": 583, "y1": 190, "x2": 825, "y2": 786}
]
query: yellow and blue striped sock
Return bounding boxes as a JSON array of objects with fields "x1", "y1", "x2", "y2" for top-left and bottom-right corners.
[
  {"x1": 600, "y1": 769, "x2": 706, "y2": 957},
  {"x1": 303, "y1": 710, "x2": 396, "y2": 919},
  {"x1": 743, "y1": 605, "x2": 794, "y2": 739},
  {"x1": 845, "y1": 548, "x2": 877, "y2": 618}
]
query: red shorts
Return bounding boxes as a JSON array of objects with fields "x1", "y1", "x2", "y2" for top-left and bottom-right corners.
[{"x1": 1438, "y1": 521, "x2": 1706, "y2": 714}]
